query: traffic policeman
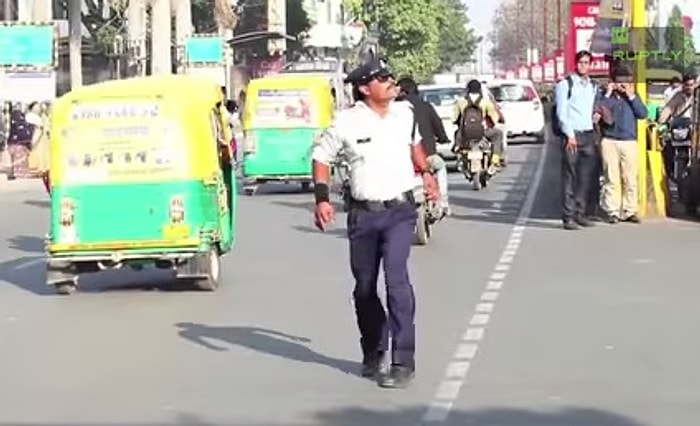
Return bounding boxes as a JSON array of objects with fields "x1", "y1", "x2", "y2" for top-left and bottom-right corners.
[{"x1": 311, "y1": 58, "x2": 438, "y2": 389}]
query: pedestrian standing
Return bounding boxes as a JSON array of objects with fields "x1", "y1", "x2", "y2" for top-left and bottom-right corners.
[
  {"x1": 6, "y1": 105, "x2": 34, "y2": 180},
  {"x1": 554, "y1": 50, "x2": 599, "y2": 230},
  {"x1": 597, "y1": 67, "x2": 647, "y2": 223},
  {"x1": 311, "y1": 58, "x2": 438, "y2": 389}
]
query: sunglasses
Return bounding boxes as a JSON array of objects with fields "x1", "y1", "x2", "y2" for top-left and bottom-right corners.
[{"x1": 363, "y1": 72, "x2": 394, "y2": 84}]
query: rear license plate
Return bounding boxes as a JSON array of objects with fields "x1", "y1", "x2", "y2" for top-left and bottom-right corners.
[
  {"x1": 467, "y1": 151, "x2": 483, "y2": 160},
  {"x1": 162, "y1": 224, "x2": 190, "y2": 239}
]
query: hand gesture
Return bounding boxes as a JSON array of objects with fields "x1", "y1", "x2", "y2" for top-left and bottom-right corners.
[
  {"x1": 314, "y1": 201, "x2": 335, "y2": 231},
  {"x1": 566, "y1": 136, "x2": 577, "y2": 154},
  {"x1": 623, "y1": 82, "x2": 635, "y2": 97}
]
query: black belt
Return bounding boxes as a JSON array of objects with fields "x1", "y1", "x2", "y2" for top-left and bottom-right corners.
[
  {"x1": 574, "y1": 130, "x2": 594, "y2": 134},
  {"x1": 351, "y1": 191, "x2": 414, "y2": 212}
]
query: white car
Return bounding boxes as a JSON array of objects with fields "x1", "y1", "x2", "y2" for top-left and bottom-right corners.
[
  {"x1": 419, "y1": 83, "x2": 508, "y2": 162},
  {"x1": 487, "y1": 79, "x2": 545, "y2": 143}
]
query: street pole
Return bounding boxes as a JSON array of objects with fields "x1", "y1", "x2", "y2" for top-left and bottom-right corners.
[
  {"x1": 556, "y1": 0, "x2": 562, "y2": 50},
  {"x1": 174, "y1": 0, "x2": 193, "y2": 75},
  {"x1": 543, "y1": 0, "x2": 548, "y2": 59},
  {"x1": 3, "y1": 0, "x2": 12, "y2": 20},
  {"x1": 514, "y1": 0, "x2": 520, "y2": 67},
  {"x1": 529, "y1": 0, "x2": 534, "y2": 78},
  {"x1": 127, "y1": 0, "x2": 147, "y2": 77},
  {"x1": 151, "y1": 0, "x2": 172, "y2": 74},
  {"x1": 69, "y1": 0, "x2": 82, "y2": 88}
]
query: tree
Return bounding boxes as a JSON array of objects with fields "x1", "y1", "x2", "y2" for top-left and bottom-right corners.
[
  {"x1": 344, "y1": 0, "x2": 442, "y2": 82},
  {"x1": 665, "y1": 5, "x2": 696, "y2": 73},
  {"x1": 489, "y1": 0, "x2": 564, "y2": 71},
  {"x1": 436, "y1": 0, "x2": 480, "y2": 72},
  {"x1": 193, "y1": 0, "x2": 310, "y2": 57},
  {"x1": 56, "y1": 0, "x2": 128, "y2": 54}
]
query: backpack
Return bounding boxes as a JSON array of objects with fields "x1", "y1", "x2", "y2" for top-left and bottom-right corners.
[
  {"x1": 457, "y1": 95, "x2": 485, "y2": 145},
  {"x1": 551, "y1": 76, "x2": 573, "y2": 138}
]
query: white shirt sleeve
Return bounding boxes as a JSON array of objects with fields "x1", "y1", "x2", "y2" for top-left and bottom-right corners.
[{"x1": 311, "y1": 120, "x2": 343, "y2": 165}]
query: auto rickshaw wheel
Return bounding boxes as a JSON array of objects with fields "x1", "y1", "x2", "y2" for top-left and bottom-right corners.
[
  {"x1": 55, "y1": 281, "x2": 77, "y2": 295},
  {"x1": 414, "y1": 207, "x2": 430, "y2": 246},
  {"x1": 193, "y1": 248, "x2": 221, "y2": 291},
  {"x1": 243, "y1": 185, "x2": 258, "y2": 196}
]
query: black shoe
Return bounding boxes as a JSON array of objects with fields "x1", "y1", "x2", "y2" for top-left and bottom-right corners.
[
  {"x1": 622, "y1": 214, "x2": 640, "y2": 223},
  {"x1": 575, "y1": 216, "x2": 594, "y2": 227},
  {"x1": 563, "y1": 220, "x2": 579, "y2": 230},
  {"x1": 361, "y1": 352, "x2": 383, "y2": 378},
  {"x1": 604, "y1": 214, "x2": 619, "y2": 224},
  {"x1": 377, "y1": 365, "x2": 415, "y2": 389}
]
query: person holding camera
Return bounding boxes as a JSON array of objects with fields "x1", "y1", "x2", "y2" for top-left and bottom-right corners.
[{"x1": 596, "y1": 68, "x2": 647, "y2": 224}]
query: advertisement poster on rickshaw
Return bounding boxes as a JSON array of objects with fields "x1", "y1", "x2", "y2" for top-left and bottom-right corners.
[
  {"x1": 61, "y1": 101, "x2": 187, "y2": 184},
  {"x1": 252, "y1": 89, "x2": 316, "y2": 128}
]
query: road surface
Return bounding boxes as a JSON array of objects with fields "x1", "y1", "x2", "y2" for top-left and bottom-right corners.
[{"x1": 0, "y1": 138, "x2": 698, "y2": 426}]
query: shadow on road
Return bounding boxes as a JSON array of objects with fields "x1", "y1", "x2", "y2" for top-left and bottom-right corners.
[
  {"x1": 291, "y1": 224, "x2": 346, "y2": 238},
  {"x1": 0, "y1": 405, "x2": 649, "y2": 425},
  {"x1": 7, "y1": 235, "x2": 44, "y2": 253},
  {"x1": 310, "y1": 405, "x2": 648, "y2": 426},
  {"x1": 23, "y1": 199, "x2": 49, "y2": 209},
  {"x1": 0, "y1": 255, "x2": 52, "y2": 295},
  {"x1": 175, "y1": 322, "x2": 361, "y2": 378}
]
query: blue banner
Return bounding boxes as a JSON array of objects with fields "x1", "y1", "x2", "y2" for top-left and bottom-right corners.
[
  {"x1": 0, "y1": 24, "x2": 54, "y2": 67},
  {"x1": 184, "y1": 36, "x2": 224, "y2": 64}
]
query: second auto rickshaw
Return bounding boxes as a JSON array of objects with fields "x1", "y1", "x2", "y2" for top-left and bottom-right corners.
[
  {"x1": 240, "y1": 74, "x2": 334, "y2": 195},
  {"x1": 46, "y1": 75, "x2": 237, "y2": 295}
]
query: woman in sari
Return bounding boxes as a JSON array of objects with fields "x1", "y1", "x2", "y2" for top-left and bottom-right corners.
[{"x1": 6, "y1": 106, "x2": 34, "y2": 180}]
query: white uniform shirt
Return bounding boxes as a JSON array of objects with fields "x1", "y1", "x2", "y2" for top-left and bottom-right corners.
[{"x1": 312, "y1": 100, "x2": 420, "y2": 201}]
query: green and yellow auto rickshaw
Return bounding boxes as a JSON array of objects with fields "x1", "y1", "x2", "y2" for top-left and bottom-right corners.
[
  {"x1": 646, "y1": 68, "x2": 682, "y2": 120},
  {"x1": 46, "y1": 75, "x2": 236, "y2": 295},
  {"x1": 240, "y1": 74, "x2": 334, "y2": 195}
]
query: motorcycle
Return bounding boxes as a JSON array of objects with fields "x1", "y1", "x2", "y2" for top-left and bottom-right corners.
[
  {"x1": 332, "y1": 150, "x2": 352, "y2": 212},
  {"x1": 664, "y1": 116, "x2": 692, "y2": 184},
  {"x1": 412, "y1": 171, "x2": 443, "y2": 246},
  {"x1": 456, "y1": 138, "x2": 493, "y2": 190}
]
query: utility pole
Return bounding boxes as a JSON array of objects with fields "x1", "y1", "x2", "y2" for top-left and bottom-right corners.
[
  {"x1": 127, "y1": 0, "x2": 147, "y2": 76},
  {"x1": 174, "y1": 0, "x2": 193, "y2": 74},
  {"x1": 3, "y1": 0, "x2": 12, "y2": 20},
  {"x1": 69, "y1": 0, "x2": 82, "y2": 88},
  {"x1": 31, "y1": 0, "x2": 51, "y2": 21},
  {"x1": 151, "y1": 0, "x2": 172, "y2": 74},
  {"x1": 543, "y1": 0, "x2": 548, "y2": 59},
  {"x1": 557, "y1": 0, "x2": 562, "y2": 50},
  {"x1": 16, "y1": 0, "x2": 27, "y2": 20}
]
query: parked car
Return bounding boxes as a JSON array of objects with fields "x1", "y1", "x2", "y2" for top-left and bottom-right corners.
[
  {"x1": 487, "y1": 79, "x2": 545, "y2": 143},
  {"x1": 418, "y1": 83, "x2": 507, "y2": 164}
]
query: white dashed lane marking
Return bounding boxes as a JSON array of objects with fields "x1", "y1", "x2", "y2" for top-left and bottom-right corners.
[{"x1": 422, "y1": 141, "x2": 549, "y2": 423}]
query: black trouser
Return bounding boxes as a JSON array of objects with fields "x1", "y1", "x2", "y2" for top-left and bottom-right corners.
[
  {"x1": 585, "y1": 138, "x2": 603, "y2": 216},
  {"x1": 561, "y1": 130, "x2": 597, "y2": 221}
]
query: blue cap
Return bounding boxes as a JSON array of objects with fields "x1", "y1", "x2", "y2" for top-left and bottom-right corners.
[{"x1": 344, "y1": 58, "x2": 392, "y2": 85}]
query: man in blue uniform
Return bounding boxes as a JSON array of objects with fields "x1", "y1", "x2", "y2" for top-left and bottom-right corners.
[{"x1": 311, "y1": 58, "x2": 438, "y2": 389}]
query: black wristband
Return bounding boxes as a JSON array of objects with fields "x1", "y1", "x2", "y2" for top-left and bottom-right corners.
[{"x1": 314, "y1": 182, "x2": 330, "y2": 204}]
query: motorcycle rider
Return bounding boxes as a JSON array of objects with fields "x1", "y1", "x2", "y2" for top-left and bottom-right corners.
[
  {"x1": 659, "y1": 73, "x2": 696, "y2": 123},
  {"x1": 452, "y1": 79, "x2": 505, "y2": 175},
  {"x1": 658, "y1": 73, "x2": 697, "y2": 181},
  {"x1": 397, "y1": 77, "x2": 452, "y2": 216}
]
